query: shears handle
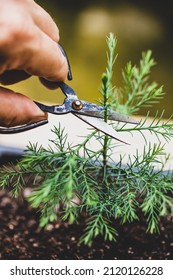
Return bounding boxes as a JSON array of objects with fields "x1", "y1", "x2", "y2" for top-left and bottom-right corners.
[
  {"x1": 58, "y1": 44, "x2": 72, "y2": 81},
  {"x1": 0, "y1": 120, "x2": 49, "y2": 134}
]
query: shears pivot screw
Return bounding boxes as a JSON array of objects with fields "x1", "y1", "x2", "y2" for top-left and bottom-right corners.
[{"x1": 72, "y1": 100, "x2": 83, "y2": 110}]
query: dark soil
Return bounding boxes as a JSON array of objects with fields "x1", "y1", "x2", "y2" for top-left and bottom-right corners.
[{"x1": 0, "y1": 188, "x2": 173, "y2": 260}]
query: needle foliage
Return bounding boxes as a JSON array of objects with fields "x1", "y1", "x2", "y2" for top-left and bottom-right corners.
[{"x1": 1, "y1": 33, "x2": 173, "y2": 246}]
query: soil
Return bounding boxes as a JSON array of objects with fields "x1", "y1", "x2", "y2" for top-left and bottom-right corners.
[{"x1": 0, "y1": 188, "x2": 173, "y2": 260}]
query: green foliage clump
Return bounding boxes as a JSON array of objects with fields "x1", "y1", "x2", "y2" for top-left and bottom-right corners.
[{"x1": 1, "y1": 33, "x2": 173, "y2": 246}]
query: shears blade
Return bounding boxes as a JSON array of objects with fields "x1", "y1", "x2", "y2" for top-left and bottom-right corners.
[
  {"x1": 81, "y1": 109, "x2": 137, "y2": 124},
  {"x1": 73, "y1": 113, "x2": 129, "y2": 144},
  {"x1": 72, "y1": 99, "x2": 138, "y2": 125}
]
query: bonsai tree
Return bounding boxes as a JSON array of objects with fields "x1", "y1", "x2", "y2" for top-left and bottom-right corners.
[{"x1": 1, "y1": 33, "x2": 173, "y2": 246}]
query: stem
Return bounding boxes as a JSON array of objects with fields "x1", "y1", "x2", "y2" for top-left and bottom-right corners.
[
  {"x1": 101, "y1": 33, "x2": 117, "y2": 179},
  {"x1": 102, "y1": 74, "x2": 109, "y2": 168}
]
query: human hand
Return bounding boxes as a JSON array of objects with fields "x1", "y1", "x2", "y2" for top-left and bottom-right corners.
[{"x1": 0, "y1": 0, "x2": 68, "y2": 128}]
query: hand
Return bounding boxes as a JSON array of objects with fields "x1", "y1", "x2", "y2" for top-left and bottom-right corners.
[{"x1": 0, "y1": 0, "x2": 68, "y2": 127}]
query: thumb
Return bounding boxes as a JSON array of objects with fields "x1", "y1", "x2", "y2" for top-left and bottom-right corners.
[{"x1": 0, "y1": 87, "x2": 47, "y2": 127}]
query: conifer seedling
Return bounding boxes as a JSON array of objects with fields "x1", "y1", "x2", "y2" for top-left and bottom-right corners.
[{"x1": 1, "y1": 33, "x2": 173, "y2": 246}]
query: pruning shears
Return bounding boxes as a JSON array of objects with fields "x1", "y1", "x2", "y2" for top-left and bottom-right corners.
[{"x1": 0, "y1": 45, "x2": 137, "y2": 143}]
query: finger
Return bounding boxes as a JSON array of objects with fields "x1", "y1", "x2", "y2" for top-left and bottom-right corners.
[
  {"x1": 25, "y1": 28, "x2": 68, "y2": 82},
  {"x1": 29, "y1": 0, "x2": 59, "y2": 42},
  {"x1": 0, "y1": 70, "x2": 31, "y2": 85},
  {"x1": 0, "y1": 86, "x2": 47, "y2": 127}
]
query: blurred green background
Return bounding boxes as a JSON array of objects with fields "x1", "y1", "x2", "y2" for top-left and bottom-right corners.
[{"x1": 9, "y1": 0, "x2": 173, "y2": 117}]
